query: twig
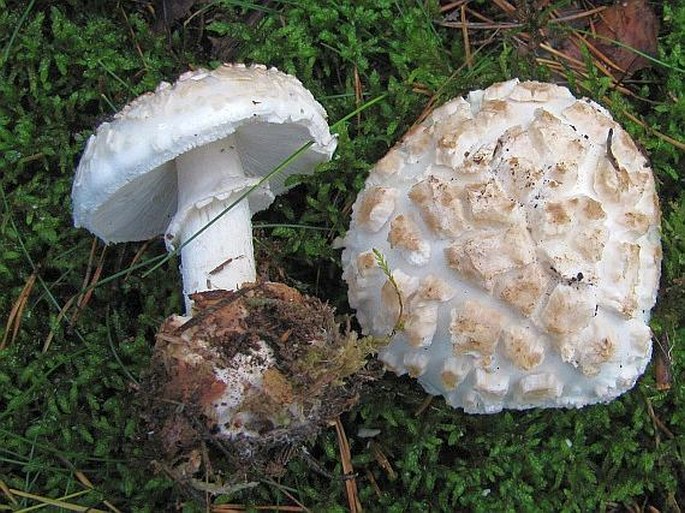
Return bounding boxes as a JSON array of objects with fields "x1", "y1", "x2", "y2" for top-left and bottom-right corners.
[
  {"x1": 491, "y1": 0, "x2": 515, "y2": 15},
  {"x1": 213, "y1": 505, "x2": 304, "y2": 512},
  {"x1": 460, "y1": 6, "x2": 472, "y2": 69},
  {"x1": 440, "y1": 20, "x2": 522, "y2": 30},
  {"x1": 365, "y1": 468, "x2": 382, "y2": 499},
  {"x1": 618, "y1": 108, "x2": 685, "y2": 152},
  {"x1": 119, "y1": 4, "x2": 147, "y2": 70},
  {"x1": 654, "y1": 332, "x2": 673, "y2": 391},
  {"x1": 0, "y1": 480, "x2": 18, "y2": 507},
  {"x1": 354, "y1": 66, "x2": 363, "y2": 125},
  {"x1": 209, "y1": 255, "x2": 245, "y2": 276},
  {"x1": 298, "y1": 446, "x2": 336, "y2": 479},
  {"x1": 3, "y1": 487, "x2": 107, "y2": 512},
  {"x1": 172, "y1": 284, "x2": 257, "y2": 335},
  {"x1": 262, "y1": 478, "x2": 312, "y2": 513},
  {"x1": 644, "y1": 393, "x2": 675, "y2": 443},
  {"x1": 570, "y1": 31, "x2": 626, "y2": 74},
  {"x1": 125, "y1": 240, "x2": 153, "y2": 280},
  {"x1": 74, "y1": 470, "x2": 123, "y2": 513},
  {"x1": 411, "y1": 28, "x2": 502, "y2": 128},
  {"x1": 439, "y1": 0, "x2": 470, "y2": 14},
  {"x1": 43, "y1": 295, "x2": 76, "y2": 353},
  {"x1": 606, "y1": 128, "x2": 620, "y2": 170},
  {"x1": 369, "y1": 440, "x2": 396, "y2": 481},
  {"x1": 552, "y1": 5, "x2": 607, "y2": 23},
  {"x1": 334, "y1": 417, "x2": 362, "y2": 513},
  {"x1": 2, "y1": 272, "x2": 36, "y2": 349},
  {"x1": 70, "y1": 241, "x2": 107, "y2": 325}
]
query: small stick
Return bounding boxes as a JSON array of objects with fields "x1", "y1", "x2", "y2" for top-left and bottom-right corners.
[
  {"x1": 354, "y1": 66, "x2": 363, "y2": 126},
  {"x1": 125, "y1": 240, "x2": 152, "y2": 280},
  {"x1": 71, "y1": 244, "x2": 107, "y2": 325},
  {"x1": 1, "y1": 272, "x2": 36, "y2": 349},
  {"x1": 74, "y1": 470, "x2": 123, "y2": 513},
  {"x1": 654, "y1": 332, "x2": 672, "y2": 392},
  {"x1": 491, "y1": 0, "x2": 515, "y2": 14},
  {"x1": 43, "y1": 295, "x2": 76, "y2": 353},
  {"x1": 0, "y1": 479, "x2": 18, "y2": 506},
  {"x1": 365, "y1": 469, "x2": 383, "y2": 499},
  {"x1": 618, "y1": 108, "x2": 685, "y2": 151},
  {"x1": 299, "y1": 446, "x2": 336, "y2": 479},
  {"x1": 262, "y1": 478, "x2": 312, "y2": 513},
  {"x1": 119, "y1": 5, "x2": 146, "y2": 69},
  {"x1": 644, "y1": 394, "x2": 675, "y2": 441},
  {"x1": 440, "y1": 0, "x2": 470, "y2": 14},
  {"x1": 173, "y1": 284, "x2": 257, "y2": 335},
  {"x1": 334, "y1": 417, "x2": 362, "y2": 513},
  {"x1": 411, "y1": 29, "x2": 502, "y2": 128},
  {"x1": 214, "y1": 505, "x2": 304, "y2": 512},
  {"x1": 461, "y1": 6, "x2": 472, "y2": 69},
  {"x1": 208, "y1": 254, "x2": 245, "y2": 276},
  {"x1": 370, "y1": 440, "x2": 397, "y2": 481}
]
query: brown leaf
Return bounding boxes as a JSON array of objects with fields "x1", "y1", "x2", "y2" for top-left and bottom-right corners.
[{"x1": 562, "y1": 0, "x2": 659, "y2": 77}]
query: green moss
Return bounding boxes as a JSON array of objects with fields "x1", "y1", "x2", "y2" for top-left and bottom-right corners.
[{"x1": 1, "y1": 0, "x2": 684, "y2": 511}]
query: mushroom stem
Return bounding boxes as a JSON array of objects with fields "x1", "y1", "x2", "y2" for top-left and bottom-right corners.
[{"x1": 171, "y1": 137, "x2": 257, "y2": 313}]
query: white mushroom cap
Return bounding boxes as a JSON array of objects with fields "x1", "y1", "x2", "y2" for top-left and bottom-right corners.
[
  {"x1": 342, "y1": 79, "x2": 661, "y2": 413},
  {"x1": 73, "y1": 64, "x2": 337, "y2": 311},
  {"x1": 72, "y1": 63, "x2": 336, "y2": 243}
]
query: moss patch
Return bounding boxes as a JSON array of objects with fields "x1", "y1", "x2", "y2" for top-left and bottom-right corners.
[{"x1": 1, "y1": 1, "x2": 684, "y2": 511}]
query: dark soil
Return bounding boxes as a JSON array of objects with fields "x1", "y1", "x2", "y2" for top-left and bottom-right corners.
[{"x1": 139, "y1": 282, "x2": 381, "y2": 485}]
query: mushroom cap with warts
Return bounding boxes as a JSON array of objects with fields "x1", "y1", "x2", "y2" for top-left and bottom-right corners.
[
  {"x1": 341, "y1": 79, "x2": 661, "y2": 413},
  {"x1": 72, "y1": 63, "x2": 337, "y2": 244}
]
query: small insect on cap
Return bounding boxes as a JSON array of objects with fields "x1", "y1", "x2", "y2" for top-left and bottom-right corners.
[{"x1": 342, "y1": 79, "x2": 661, "y2": 413}]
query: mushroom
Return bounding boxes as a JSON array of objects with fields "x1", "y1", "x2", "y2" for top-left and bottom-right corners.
[
  {"x1": 72, "y1": 65, "x2": 378, "y2": 470},
  {"x1": 341, "y1": 79, "x2": 661, "y2": 413},
  {"x1": 72, "y1": 63, "x2": 337, "y2": 312}
]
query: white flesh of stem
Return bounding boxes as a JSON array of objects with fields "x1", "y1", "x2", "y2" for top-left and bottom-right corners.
[{"x1": 174, "y1": 136, "x2": 256, "y2": 313}]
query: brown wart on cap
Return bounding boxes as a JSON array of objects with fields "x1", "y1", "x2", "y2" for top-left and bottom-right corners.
[{"x1": 341, "y1": 78, "x2": 661, "y2": 413}]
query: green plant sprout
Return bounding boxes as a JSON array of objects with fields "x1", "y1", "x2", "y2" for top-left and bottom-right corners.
[{"x1": 372, "y1": 247, "x2": 405, "y2": 337}]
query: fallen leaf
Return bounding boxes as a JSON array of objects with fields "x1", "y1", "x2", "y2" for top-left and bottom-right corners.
[{"x1": 561, "y1": 0, "x2": 659, "y2": 76}]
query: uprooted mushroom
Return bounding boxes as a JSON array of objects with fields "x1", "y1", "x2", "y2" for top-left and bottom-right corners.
[
  {"x1": 72, "y1": 64, "x2": 382, "y2": 474},
  {"x1": 342, "y1": 79, "x2": 661, "y2": 414}
]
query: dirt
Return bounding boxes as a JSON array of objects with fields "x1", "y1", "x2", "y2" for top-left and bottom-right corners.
[{"x1": 138, "y1": 281, "x2": 382, "y2": 483}]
